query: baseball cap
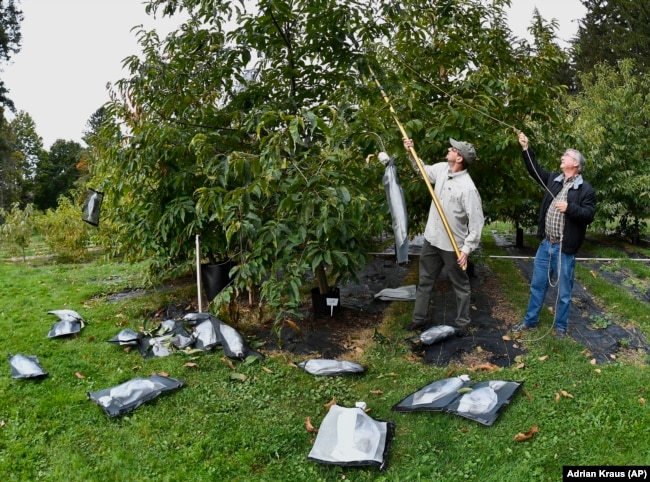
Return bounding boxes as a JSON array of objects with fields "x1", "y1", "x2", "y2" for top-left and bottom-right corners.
[{"x1": 450, "y1": 138, "x2": 477, "y2": 164}]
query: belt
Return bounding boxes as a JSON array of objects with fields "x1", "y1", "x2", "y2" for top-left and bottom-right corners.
[{"x1": 545, "y1": 234, "x2": 561, "y2": 244}]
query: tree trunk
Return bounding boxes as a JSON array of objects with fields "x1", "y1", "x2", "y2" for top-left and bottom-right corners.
[
  {"x1": 315, "y1": 262, "x2": 329, "y2": 294},
  {"x1": 515, "y1": 225, "x2": 524, "y2": 248}
]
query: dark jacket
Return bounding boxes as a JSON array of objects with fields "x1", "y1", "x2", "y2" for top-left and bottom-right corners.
[{"x1": 522, "y1": 149, "x2": 597, "y2": 254}]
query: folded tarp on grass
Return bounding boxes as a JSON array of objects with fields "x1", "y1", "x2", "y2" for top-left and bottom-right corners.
[
  {"x1": 8, "y1": 354, "x2": 48, "y2": 379},
  {"x1": 308, "y1": 404, "x2": 394, "y2": 471},
  {"x1": 392, "y1": 376, "x2": 523, "y2": 426},
  {"x1": 298, "y1": 359, "x2": 364, "y2": 376},
  {"x1": 87, "y1": 374, "x2": 184, "y2": 417}
]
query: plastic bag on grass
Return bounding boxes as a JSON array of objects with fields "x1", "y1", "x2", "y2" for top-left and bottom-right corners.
[
  {"x1": 418, "y1": 325, "x2": 457, "y2": 345},
  {"x1": 184, "y1": 312, "x2": 264, "y2": 361},
  {"x1": 308, "y1": 404, "x2": 394, "y2": 470},
  {"x1": 48, "y1": 309, "x2": 85, "y2": 323},
  {"x1": 107, "y1": 329, "x2": 142, "y2": 346},
  {"x1": 374, "y1": 285, "x2": 416, "y2": 301},
  {"x1": 47, "y1": 309, "x2": 86, "y2": 338},
  {"x1": 392, "y1": 376, "x2": 523, "y2": 426},
  {"x1": 87, "y1": 374, "x2": 184, "y2": 417},
  {"x1": 47, "y1": 319, "x2": 83, "y2": 338},
  {"x1": 298, "y1": 359, "x2": 364, "y2": 376},
  {"x1": 213, "y1": 317, "x2": 265, "y2": 361},
  {"x1": 136, "y1": 320, "x2": 192, "y2": 358},
  {"x1": 192, "y1": 319, "x2": 221, "y2": 351},
  {"x1": 8, "y1": 354, "x2": 48, "y2": 379}
]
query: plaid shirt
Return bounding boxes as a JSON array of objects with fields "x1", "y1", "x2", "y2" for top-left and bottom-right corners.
[{"x1": 545, "y1": 176, "x2": 576, "y2": 240}]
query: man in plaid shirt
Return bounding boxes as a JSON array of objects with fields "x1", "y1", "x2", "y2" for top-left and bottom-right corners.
[{"x1": 512, "y1": 132, "x2": 597, "y2": 339}]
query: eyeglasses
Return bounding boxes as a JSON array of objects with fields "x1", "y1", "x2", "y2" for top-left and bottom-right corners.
[{"x1": 562, "y1": 151, "x2": 578, "y2": 162}]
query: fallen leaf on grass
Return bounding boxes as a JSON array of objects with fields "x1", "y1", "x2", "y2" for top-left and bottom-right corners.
[
  {"x1": 470, "y1": 362, "x2": 500, "y2": 372},
  {"x1": 370, "y1": 389, "x2": 384, "y2": 395},
  {"x1": 640, "y1": 398, "x2": 646, "y2": 405},
  {"x1": 262, "y1": 366, "x2": 273, "y2": 374},
  {"x1": 87, "y1": 336, "x2": 95, "y2": 342},
  {"x1": 305, "y1": 417, "x2": 318, "y2": 433},
  {"x1": 377, "y1": 372, "x2": 399, "y2": 379},
  {"x1": 221, "y1": 357, "x2": 235, "y2": 370},
  {"x1": 514, "y1": 362, "x2": 526, "y2": 370},
  {"x1": 538, "y1": 355, "x2": 549, "y2": 361},
  {"x1": 514, "y1": 426, "x2": 539, "y2": 442},
  {"x1": 523, "y1": 390, "x2": 533, "y2": 402},
  {"x1": 555, "y1": 392, "x2": 560, "y2": 403},
  {"x1": 594, "y1": 368, "x2": 601, "y2": 374},
  {"x1": 183, "y1": 362, "x2": 199, "y2": 368},
  {"x1": 324, "y1": 397, "x2": 337, "y2": 411},
  {"x1": 230, "y1": 373, "x2": 247, "y2": 382},
  {"x1": 459, "y1": 427, "x2": 470, "y2": 433},
  {"x1": 502, "y1": 335, "x2": 511, "y2": 341},
  {"x1": 561, "y1": 390, "x2": 574, "y2": 399},
  {"x1": 590, "y1": 358, "x2": 597, "y2": 365},
  {"x1": 158, "y1": 372, "x2": 169, "y2": 377},
  {"x1": 75, "y1": 371, "x2": 85, "y2": 379}
]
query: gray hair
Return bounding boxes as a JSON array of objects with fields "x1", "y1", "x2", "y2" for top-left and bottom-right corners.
[{"x1": 567, "y1": 149, "x2": 586, "y2": 173}]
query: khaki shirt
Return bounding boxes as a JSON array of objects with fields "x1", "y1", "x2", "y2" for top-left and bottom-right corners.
[{"x1": 421, "y1": 162, "x2": 485, "y2": 254}]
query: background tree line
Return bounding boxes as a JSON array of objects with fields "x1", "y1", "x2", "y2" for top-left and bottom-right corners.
[{"x1": 1, "y1": 0, "x2": 650, "y2": 323}]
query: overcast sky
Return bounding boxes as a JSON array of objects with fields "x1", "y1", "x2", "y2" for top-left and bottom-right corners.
[{"x1": 2, "y1": 0, "x2": 586, "y2": 149}]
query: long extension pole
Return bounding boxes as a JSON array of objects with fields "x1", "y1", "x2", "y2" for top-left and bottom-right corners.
[{"x1": 369, "y1": 67, "x2": 462, "y2": 263}]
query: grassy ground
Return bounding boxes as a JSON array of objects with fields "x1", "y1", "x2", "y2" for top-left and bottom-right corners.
[{"x1": 0, "y1": 230, "x2": 648, "y2": 481}]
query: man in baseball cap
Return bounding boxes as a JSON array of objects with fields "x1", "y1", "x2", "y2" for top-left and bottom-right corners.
[
  {"x1": 450, "y1": 138, "x2": 477, "y2": 165},
  {"x1": 402, "y1": 136, "x2": 484, "y2": 336}
]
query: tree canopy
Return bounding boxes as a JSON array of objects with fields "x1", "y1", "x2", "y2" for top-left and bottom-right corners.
[
  {"x1": 572, "y1": 0, "x2": 650, "y2": 78},
  {"x1": 0, "y1": 0, "x2": 23, "y2": 110},
  {"x1": 92, "y1": 0, "x2": 571, "y2": 322},
  {"x1": 570, "y1": 59, "x2": 650, "y2": 243},
  {"x1": 32, "y1": 139, "x2": 83, "y2": 210}
]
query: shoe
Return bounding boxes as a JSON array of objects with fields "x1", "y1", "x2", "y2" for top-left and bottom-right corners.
[
  {"x1": 407, "y1": 319, "x2": 427, "y2": 331},
  {"x1": 554, "y1": 329, "x2": 567, "y2": 339},
  {"x1": 455, "y1": 325, "x2": 470, "y2": 338},
  {"x1": 511, "y1": 323, "x2": 535, "y2": 333}
]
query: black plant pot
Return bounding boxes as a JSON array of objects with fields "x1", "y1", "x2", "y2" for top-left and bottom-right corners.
[
  {"x1": 201, "y1": 259, "x2": 234, "y2": 302},
  {"x1": 311, "y1": 287, "x2": 340, "y2": 317}
]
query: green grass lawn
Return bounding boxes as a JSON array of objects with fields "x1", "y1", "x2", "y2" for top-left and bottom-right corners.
[{"x1": 0, "y1": 231, "x2": 648, "y2": 481}]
